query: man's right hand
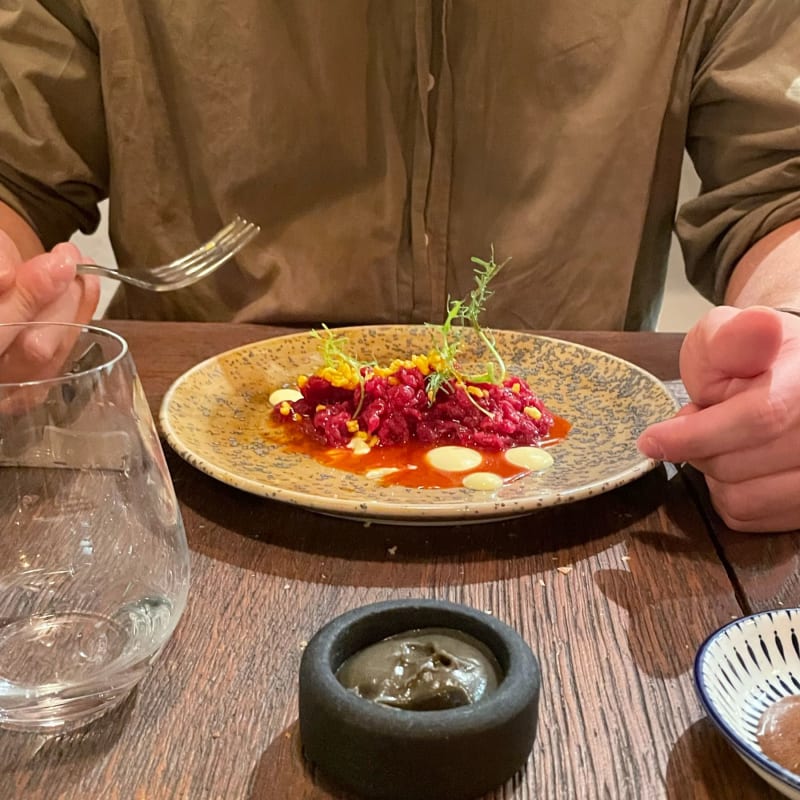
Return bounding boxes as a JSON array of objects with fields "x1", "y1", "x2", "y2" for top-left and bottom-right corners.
[{"x1": 0, "y1": 230, "x2": 100, "y2": 383}]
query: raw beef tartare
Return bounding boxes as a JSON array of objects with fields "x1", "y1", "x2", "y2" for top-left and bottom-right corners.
[
  {"x1": 272, "y1": 250, "x2": 562, "y2": 455},
  {"x1": 275, "y1": 358, "x2": 554, "y2": 451}
]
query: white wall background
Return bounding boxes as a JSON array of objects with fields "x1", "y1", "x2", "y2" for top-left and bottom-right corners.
[
  {"x1": 656, "y1": 157, "x2": 713, "y2": 332},
  {"x1": 70, "y1": 200, "x2": 117, "y2": 314}
]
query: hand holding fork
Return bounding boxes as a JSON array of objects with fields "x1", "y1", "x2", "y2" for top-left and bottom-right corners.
[{"x1": 0, "y1": 215, "x2": 259, "y2": 380}]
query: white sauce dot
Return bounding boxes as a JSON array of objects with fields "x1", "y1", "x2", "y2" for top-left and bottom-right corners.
[
  {"x1": 505, "y1": 446, "x2": 554, "y2": 472},
  {"x1": 462, "y1": 472, "x2": 504, "y2": 491},
  {"x1": 347, "y1": 438, "x2": 372, "y2": 455},
  {"x1": 426, "y1": 446, "x2": 483, "y2": 472},
  {"x1": 269, "y1": 388, "x2": 303, "y2": 406},
  {"x1": 366, "y1": 467, "x2": 401, "y2": 480}
]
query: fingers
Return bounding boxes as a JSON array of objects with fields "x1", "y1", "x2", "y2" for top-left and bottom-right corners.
[
  {"x1": 0, "y1": 242, "x2": 80, "y2": 321},
  {"x1": 649, "y1": 405, "x2": 800, "y2": 532},
  {"x1": 0, "y1": 244, "x2": 99, "y2": 385},
  {"x1": 640, "y1": 306, "x2": 800, "y2": 465},
  {"x1": 637, "y1": 402, "x2": 701, "y2": 458},
  {"x1": 705, "y1": 306, "x2": 783, "y2": 378},
  {"x1": 73, "y1": 274, "x2": 101, "y2": 324},
  {"x1": 19, "y1": 272, "x2": 102, "y2": 354},
  {"x1": 638, "y1": 363, "x2": 800, "y2": 534},
  {"x1": 638, "y1": 377, "x2": 798, "y2": 463},
  {"x1": 0, "y1": 282, "x2": 83, "y2": 383},
  {"x1": 691, "y1": 431, "x2": 800, "y2": 483},
  {"x1": 706, "y1": 471, "x2": 800, "y2": 533},
  {"x1": 645, "y1": 306, "x2": 800, "y2": 533},
  {"x1": 679, "y1": 306, "x2": 784, "y2": 406}
]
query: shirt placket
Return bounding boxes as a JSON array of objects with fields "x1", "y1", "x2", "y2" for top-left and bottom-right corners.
[{"x1": 410, "y1": 0, "x2": 453, "y2": 323}]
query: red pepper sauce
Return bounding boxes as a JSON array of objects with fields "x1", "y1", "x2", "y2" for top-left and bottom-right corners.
[{"x1": 269, "y1": 414, "x2": 571, "y2": 490}]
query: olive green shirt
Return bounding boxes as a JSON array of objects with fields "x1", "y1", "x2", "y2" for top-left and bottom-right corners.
[{"x1": 1, "y1": 1, "x2": 799, "y2": 329}]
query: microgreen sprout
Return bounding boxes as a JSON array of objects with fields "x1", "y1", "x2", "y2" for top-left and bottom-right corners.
[
  {"x1": 310, "y1": 248, "x2": 511, "y2": 420},
  {"x1": 312, "y1": 325, "x2": 375, "y2": 417},
  {"x1": 424, "y1": 247, "x2": 511, "y2": 410}
]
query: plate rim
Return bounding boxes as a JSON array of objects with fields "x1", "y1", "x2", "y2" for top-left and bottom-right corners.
[{"x1": 158, "y1": 325, "x2": 677, "y2": 522}]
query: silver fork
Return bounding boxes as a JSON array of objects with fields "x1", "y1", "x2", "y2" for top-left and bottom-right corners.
[{"x1": 76, "y1": 216, "x2": 260, "y2": 292}]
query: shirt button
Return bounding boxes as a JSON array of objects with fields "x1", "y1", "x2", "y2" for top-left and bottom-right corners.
[{"x1": 427, "y1": 73, "x2": 435, "y2": 92}]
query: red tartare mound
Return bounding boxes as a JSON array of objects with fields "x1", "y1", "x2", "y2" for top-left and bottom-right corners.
[{"x1": 274, "y1": 367, "x2": 555, "y2": 450}]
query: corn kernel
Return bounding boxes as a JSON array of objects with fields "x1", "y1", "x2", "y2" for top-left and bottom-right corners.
[
  {"x1": 315, "y1": 404, "x2": 326, "y2": 412},
  {"x1": 467, "y1": 385, "x2": 484, "y2": 397},
  {"x1": 297, "y1": 375, "x2": 308, "y2": 388},
  {"x1": 426, "y1": 350, "x2": 446, "y2": 372},
  {"x1": 346, "y1": 419, "x2": 360, "y2": 433},
  {"x1": 374, "y1": 357, "x2": 417, "y2": 378},
  {"x1": 279, "y1": 402, "x2": 292, "y2": 416},
  {"x1": 412, "y1": 354, "x2": 432, "y2": 375},
  {"x1": 524, "y1": 406, "x2": 542, "y2": 420},
  {"x1": 511, "y1": 382, "x2": 521, "y2": 394}
]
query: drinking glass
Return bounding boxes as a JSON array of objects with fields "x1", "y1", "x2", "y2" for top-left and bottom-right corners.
[{"x1": 0, "y1": 322, "x2": 190, "y2": 732}]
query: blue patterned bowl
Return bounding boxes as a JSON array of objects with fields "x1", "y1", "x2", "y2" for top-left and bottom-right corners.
[{"x1": 694, "y1": 609, "x2": 800, "y2": 799}]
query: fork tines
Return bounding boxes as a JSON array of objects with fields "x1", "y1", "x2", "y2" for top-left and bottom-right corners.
[{"x1": 150, "y1": 216, "x2": 261, "y2": 282}]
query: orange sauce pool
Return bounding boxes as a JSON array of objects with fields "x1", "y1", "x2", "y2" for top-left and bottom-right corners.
[{"x1": 268, "y1": 414, "x2": 571, "y2": 489}]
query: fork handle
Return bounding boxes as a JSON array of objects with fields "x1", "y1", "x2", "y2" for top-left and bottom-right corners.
[{"x1": 76, "y1": 263, "x2": 118, "y2": 278}]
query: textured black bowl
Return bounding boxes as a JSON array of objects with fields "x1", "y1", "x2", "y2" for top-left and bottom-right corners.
[{"x1": 298, "y1": 599, "x2": 540, "y2": 800}]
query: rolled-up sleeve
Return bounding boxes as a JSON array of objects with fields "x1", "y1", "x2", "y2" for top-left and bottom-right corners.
[
  {"x1": 0, "y1": 0, "x2": 108, "y2": 247},
  {"x1": 676, "y1": 0, "x2": 800, "y2": 304}
]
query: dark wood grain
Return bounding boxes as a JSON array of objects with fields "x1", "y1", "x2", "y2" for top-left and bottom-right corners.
[
  {"x1": 681, "y1": 467, "x2": 800, "y2": 613},
  {"x1": 0, "y1": 322, "x2": 790, "y2": 800}
]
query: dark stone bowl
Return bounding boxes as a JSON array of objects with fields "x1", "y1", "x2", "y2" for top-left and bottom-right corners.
[{"x1": 298, "y1": 598, "x2": 541, "y2": 800}]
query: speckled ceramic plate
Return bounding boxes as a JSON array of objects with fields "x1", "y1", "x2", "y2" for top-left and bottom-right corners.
[{"x1": 159, "y1": 326, "x2": 678, "y2": 524}]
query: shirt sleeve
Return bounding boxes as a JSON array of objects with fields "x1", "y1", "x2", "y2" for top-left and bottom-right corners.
[
  {"x1": 676, "y1": 0, "x2": 800, "y2": 304},
  {"x1": 0, "y1": 0, "x2": 108, "y2": 248}
]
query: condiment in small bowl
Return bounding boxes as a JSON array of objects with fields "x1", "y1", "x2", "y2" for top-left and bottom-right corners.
[
  {"x1": 298, "y1": 598, "x2": 541, "y2": 800},
  {"x1": 694, "y1": 608, "x2": 800, "y2": 799}
]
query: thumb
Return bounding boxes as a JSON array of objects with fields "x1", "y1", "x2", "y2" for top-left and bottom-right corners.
[
  {"x1": 11, "y1": 244, "x2": 79, "y2": 315},
  {"x1": 679, "y1": 305, "x2": 783, "y2": 406},
  {"x1": 0, "y1": 243, "x2": 80, "y2": 357}
]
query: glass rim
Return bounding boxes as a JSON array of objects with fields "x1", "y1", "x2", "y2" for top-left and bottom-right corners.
[{"x1": 0, "y1": 321, "x2": 129, "y2": 390}]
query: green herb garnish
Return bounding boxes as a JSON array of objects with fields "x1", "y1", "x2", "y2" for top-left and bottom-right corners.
[
  {"x1": 312, "y1": 248, "x2": 510, "y2": 415},
  {"x1": 311, "y1": 325, "x2": 376, "y2": 417},
  {"x1": 425, "y1": 246, "x2": 510, "y2": 404}
]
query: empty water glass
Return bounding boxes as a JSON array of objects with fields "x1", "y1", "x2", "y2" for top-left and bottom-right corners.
[{"x1": 0, "y1": 322, "x2": 190, "y2": 732}]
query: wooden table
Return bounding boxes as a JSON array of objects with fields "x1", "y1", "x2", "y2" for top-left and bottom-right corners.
[{"x1": 3, "y1": 322, "x2": 799, "y2": 800}]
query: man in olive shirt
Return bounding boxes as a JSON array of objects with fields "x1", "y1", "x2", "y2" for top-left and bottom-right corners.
[{"x1": 1, "y1": 1, "x2": 800, "y2": 532}]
